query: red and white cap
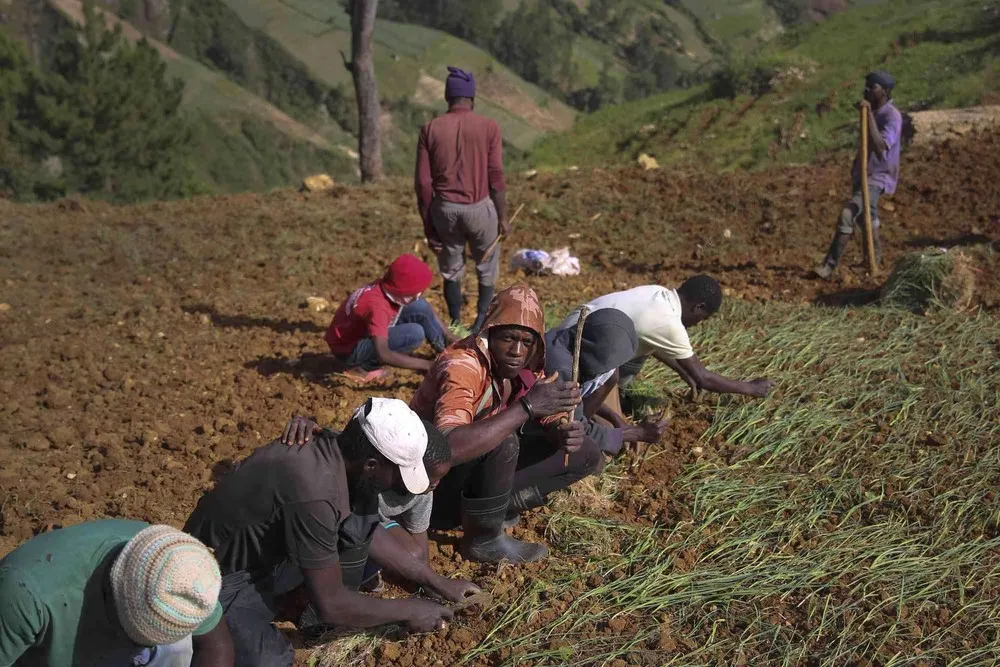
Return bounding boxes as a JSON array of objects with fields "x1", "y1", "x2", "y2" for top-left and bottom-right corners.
[{"x1": 353, "y1": 398, "x2": 429, "y2": 494}]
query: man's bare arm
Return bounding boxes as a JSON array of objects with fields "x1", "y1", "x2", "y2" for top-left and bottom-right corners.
[{"x1": 675, "y1": 354, "x2": 772, "y2": 398}]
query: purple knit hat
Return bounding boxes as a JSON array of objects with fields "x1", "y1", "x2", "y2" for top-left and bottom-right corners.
[{"x1": 445, "y1": 67, "x2": 476, "y2": 100}]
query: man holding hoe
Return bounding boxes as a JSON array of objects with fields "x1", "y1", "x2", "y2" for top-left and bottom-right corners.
[
  {"x1": 416, "y1": 66, "x2": 508, "y2": 331},
  {"x1": 815, "y1": 70, "x2": 902, "y2": 279}
]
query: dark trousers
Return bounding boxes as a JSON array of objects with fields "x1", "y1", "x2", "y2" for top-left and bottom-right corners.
[
  {"x1": 341, "y1": 299, "x2": 448, "y2": 371},
  {"x1": 431, "y1": 434, "x2": 519, "y2": 527},
  {"x1": 513, "y1": 431, "x2": 605, "y2": 499},
  {"x1": 219, "y1": 570, "x2": 294, "y2": 667}
]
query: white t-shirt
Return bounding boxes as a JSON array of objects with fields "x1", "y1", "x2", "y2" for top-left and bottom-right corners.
[{"x1": 558, "y1": 285, "x2": 694, "y2": 361}]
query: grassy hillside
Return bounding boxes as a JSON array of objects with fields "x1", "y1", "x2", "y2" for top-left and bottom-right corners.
[
  {"x1": 529, "y1": 0, "x2": 1000, "y2": 171},
  {"x1": 217, "y1": 0, "x2": 575, "y2": 152}
]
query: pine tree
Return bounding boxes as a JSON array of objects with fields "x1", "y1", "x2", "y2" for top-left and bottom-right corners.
[{"x1": 26, "y1": 2, "x2": 194, "y2": 201}]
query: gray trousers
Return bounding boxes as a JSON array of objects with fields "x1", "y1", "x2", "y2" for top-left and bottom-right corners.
[
  {"x1": 838, "y1": 181, "x2": 883, "y2": 235},
  {"x1": 431, "y1": 197, "x2": 500, "y2": 286}
]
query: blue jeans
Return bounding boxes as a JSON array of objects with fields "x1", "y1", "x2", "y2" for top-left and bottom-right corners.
[{"x1": 342, "y1": 298, "x2": 447, "y2": 371}]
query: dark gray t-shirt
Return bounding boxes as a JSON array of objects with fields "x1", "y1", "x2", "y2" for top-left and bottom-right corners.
[{"x1": 184, "y1": 430, "x2": 352, "y2": 574}]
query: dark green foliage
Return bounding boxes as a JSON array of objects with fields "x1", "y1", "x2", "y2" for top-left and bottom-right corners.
[
  {"x1": 709, "y1": 54, "x2": 787, "y2": 99},
  {"x1": 493, "y1": 1, "x2": 576, "y2": 92},
  {"x1": 623, "y1": 21, "x2": 682, "y2": 101},
  {"x1": 375, "y1": 0, "x2": 503, "y2": 50},
  {"x1": 567, "y1": 62, "x2": 622, "y2": 112},
  {"x1": 169, "y1": 0, "x2": 327, "y2": 122},
  {"x1": 0, "y1": 4, "x2": 195, "y2": 201},
  {"x1": 765, "y1": 0, "x2": 811, "y2": 26}
]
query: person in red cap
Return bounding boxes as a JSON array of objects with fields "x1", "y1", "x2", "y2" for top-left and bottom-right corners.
[{"x1": 325, "y1": 254, "x2": 457, "y2": 382}]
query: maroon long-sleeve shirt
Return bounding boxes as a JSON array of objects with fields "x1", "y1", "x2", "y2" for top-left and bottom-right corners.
[{"x1": 415, "y1": 106, "x2": 505, "y2": 229}]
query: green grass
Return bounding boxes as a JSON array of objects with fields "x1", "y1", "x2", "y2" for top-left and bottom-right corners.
[
  {"x1": 467, "y1": 300, "x2": 1000, "y2": 663},
  {"x1": 530, "y1": 0, "x2": 1000, "y2": 171},
  {"x1": 310, "y1": 296, "x2": 1000, "y2": 663}
]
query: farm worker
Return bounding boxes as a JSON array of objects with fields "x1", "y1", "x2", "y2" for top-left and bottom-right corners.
[
  {"x1": 184, "y1": 398, "x2": 470, "y2": 667},
  {"x1": 410, "y1": 284, "x2": 581, "y2": 563},
  {"x1": 815, "y1": 70, "x2": 902, "y2": 279},
  {"x1": 415, "y1": 66, "x2": 508, "y2": 331},
  {"x1": 0, "y1": 520, "x2": 234, "y2": 666},
  {"x1": 279, "y1": 410, "x2": 463, "y2": 595},
  {"x1": 554, "y1": 276, "x2": 773, "y2": 411},
  {"x1": 324, "y1": 254, "x2": 457, "y2": 384},
  {"x1": 509, "y1": 308, "x2": 671, "y2": 517}
]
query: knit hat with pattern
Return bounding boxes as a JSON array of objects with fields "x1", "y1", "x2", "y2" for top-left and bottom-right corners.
[{"x1": 110, "y1": 525, "x2": 221, "y2": 646}]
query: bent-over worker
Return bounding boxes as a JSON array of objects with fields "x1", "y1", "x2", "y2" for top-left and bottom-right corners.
[{"x1": 555, "y1": 276, "x2": 773, "y2": 411}]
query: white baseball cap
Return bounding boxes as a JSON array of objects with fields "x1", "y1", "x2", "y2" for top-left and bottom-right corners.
[{"x1": 353, "y1": 397, "x2": 429, "y2": 494}]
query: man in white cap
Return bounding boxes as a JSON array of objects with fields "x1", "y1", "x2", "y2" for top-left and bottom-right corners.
[
  {"x1": 0, "y1": 520, "x2": 233, "y2": 666},
  {"x1": 184, "y1": 398, "x2": 463, "y2": 667}
]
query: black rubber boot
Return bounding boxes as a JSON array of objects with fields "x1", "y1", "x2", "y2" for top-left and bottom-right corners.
[
  {"x1": 443, "y1": 279, "x2": 463, "y2": 325},
  {"x1": 472, "y1": 284, "x2": 495, "y2": 333},
  {"x1": 504, "y1": 485, "x2": 546, "y2": 529},
  {"x1": 815, "y1": 232, "x2": 851, "y2": 279},
  {"x1": 460, "y1": 492, "x2": 548, "y2": 563}
]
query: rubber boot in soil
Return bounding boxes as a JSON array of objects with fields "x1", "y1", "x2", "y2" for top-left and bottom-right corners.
[
  {"x1": 503, "y1": 485, "x2": 546, "y2": 529},
  {"x1": 814, "y1": 232, "x2": 851, "y2": 279},
  {"x1": 443, "y1": 279, "x2": 463, "y2": 326},
  {"x1": 460, "y1": 492, "x2": 548, "y2": 563},
  {"x1": 471, "y1": 284, "x2": 495, "y2": 333}
]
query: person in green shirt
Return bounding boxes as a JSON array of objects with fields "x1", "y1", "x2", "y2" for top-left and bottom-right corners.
[{"x1": 0, "y1": 520, "x2": 234, "y2": 667}]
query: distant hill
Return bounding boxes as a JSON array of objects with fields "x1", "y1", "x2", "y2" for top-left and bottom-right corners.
[
  {"x1": 528, "y1": 0, "x2": 1000, "y2": 172},
  {"x1": 1, "y1": 0, "x2": 575, "y2": 194}
]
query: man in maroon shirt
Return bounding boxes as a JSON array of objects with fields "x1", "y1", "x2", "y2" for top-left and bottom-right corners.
[{"x1": 415, "y1": 67, "x2": 509, "y2": 332}]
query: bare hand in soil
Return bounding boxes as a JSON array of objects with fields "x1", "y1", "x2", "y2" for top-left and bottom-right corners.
[
  {"x1": 626, "y1": 419, "x2": 670, "y2": 444},
  {"x1": 526, "y1": 380, "x2": 580, "y2": 418},
  {"x1": 747, "y1": 379, "x2": 774, "y2": 398},
  {"x1": 553, "y1": 419, "x2": 586, "y2": 452},
  {"x1": 281, "y1": 416, "x2": 321, "y2": 445},
  {"x1": 406, "y1": 599, "x2": 454, "y2": 633},
  {"x1": 430, "y1": 576, "x2": 482, "y2": 604}
]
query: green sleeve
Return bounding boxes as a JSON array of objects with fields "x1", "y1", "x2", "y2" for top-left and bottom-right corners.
[
  {"x1": 0, "y1": 573, "x2": 46, "y2": 664},
  {"x1": 191, "y1": 601, "x2": 223, "y2": 637}
]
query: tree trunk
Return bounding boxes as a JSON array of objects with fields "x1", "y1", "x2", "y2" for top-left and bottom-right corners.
[{"x1": 350, "y1": 0, "x2": 383, "y2": 183}]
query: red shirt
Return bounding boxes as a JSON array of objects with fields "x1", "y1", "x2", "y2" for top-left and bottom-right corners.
[
  {"x1": 325, "y1": 281, "x2": 401, "y2": 356},
  {"x1": 415, "y1": 106, "x2": 506, "y2": 226}
]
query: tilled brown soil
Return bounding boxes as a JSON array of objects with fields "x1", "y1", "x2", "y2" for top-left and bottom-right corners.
[{"x1": 1, "y1": 131, "x2": 998, "y2": 665}]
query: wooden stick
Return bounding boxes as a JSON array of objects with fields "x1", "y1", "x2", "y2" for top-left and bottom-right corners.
[
  {"x1": 860, "y1": 106, "x2": 878, "y2": 275},
  {"x1": 482, "y1": 203, "x2": 525, "y2": 262},
  {"x1": 564, "y1": 306, "x2": 589, "y2": 467}
]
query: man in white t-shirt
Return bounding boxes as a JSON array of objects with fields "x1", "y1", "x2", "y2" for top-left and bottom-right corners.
[{"x1": 556, "y1": 275, "x2": 772, "y2": 404}]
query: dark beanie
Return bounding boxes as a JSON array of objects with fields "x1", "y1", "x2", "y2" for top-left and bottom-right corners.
[
  {"x1": 866, "y1": 70, "x2": 895, "y2": 91},
  {"x1": 382, "y1": 254, "x2": 433, "y2": 297},
  {"x1": 445, "y1": 67, "x2": 476, "y2": 100}
]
